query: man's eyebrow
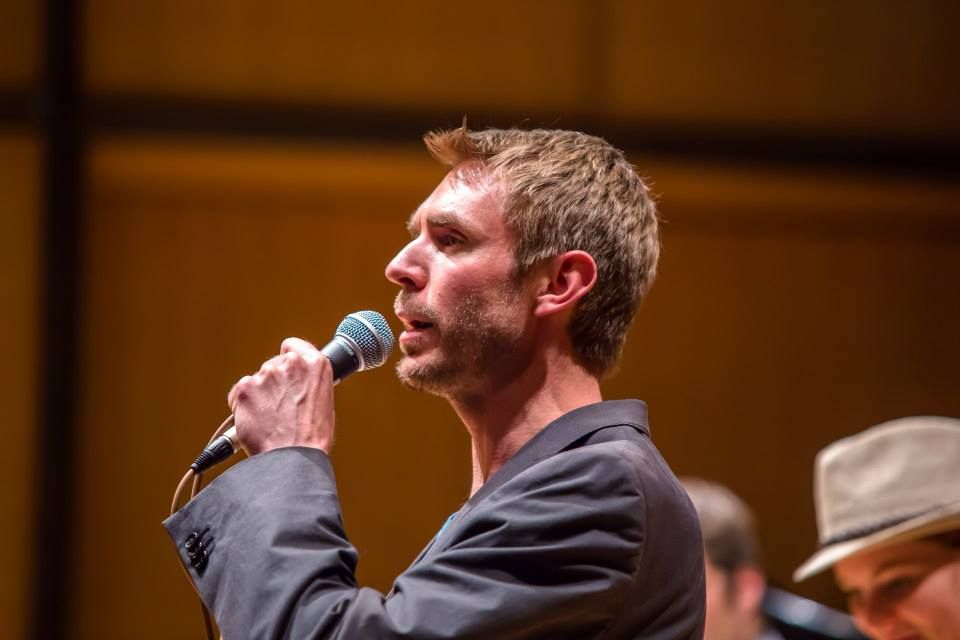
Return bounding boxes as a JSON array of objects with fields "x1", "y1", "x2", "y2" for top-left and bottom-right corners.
[
  {"x1": 406, "y1": 212, "x2": 469, "y2": 237},
  {"x1": 405, "y1": 212, "x2": 420, "y2": 237},
  {"x1": 873, "y1": 557, "x2": 939, "y2": 577},
  {"x1": 425, "y1": 213, "x2": 461, "y2": 228}
]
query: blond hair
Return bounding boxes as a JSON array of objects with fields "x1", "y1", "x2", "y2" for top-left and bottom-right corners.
[{"x1": 423, "y1": 125, "x2": 659, "y2": 377}]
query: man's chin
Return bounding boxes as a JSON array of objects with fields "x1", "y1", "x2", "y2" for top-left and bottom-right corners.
[{"x1": 395, "y1": 356, "x2": 460, "y2": 397}]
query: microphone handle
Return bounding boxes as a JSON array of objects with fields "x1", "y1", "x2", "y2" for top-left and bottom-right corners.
[{"x1": 321, "y1": 336, "x2": 362, "y2": 382}]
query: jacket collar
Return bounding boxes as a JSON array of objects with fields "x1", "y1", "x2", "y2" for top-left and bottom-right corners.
[
  {"x1": 463, "y1": 399, "x2": 649, "y2": 512},
  {"x1": 405, "y1": 400, "x2": 649, "y2": 570}
]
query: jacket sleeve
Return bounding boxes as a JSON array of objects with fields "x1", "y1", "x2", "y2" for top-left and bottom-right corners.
[{"x1": 164, "y1": 443, "x2": 648, "y2": 640}]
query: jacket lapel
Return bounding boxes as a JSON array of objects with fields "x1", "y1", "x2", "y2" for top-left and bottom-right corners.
[{"x1": 410, "y1": 400, "x2": 649, "y2": 566}]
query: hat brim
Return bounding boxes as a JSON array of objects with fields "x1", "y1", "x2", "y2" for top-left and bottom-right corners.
[{"x1": 793, "y1": 504, "x2": 960, "y2": 582}]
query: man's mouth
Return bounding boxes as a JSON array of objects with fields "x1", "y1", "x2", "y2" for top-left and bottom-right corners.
[
  {"x1": 396, "y1": 313, "x2": 436, "y2": 354},
  {"x1": 396, "y1": 311, "x2": 436, "y2": 333}
]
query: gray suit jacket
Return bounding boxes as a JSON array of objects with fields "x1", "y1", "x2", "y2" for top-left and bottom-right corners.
[{"x1": 165, "y1": 400, "x2": 705, "y2": 639}]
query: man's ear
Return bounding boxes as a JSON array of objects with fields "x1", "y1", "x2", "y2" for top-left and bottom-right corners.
[
  {"x1": 732, "y1": 566, "x2": 766, "y2": 616},
  {"x1": 533, "y1": 250, "x2": 597, "y2": 318}
]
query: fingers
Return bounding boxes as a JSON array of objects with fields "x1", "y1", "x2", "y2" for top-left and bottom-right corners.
[
  {"x1": 228, "y1": 376, "x2": 251, "y2": 411},
  {"x1": 281, "y1": 337, "x2": 318, "y2": 357},
  {"x1": 227, "y1": 339, "x2": 329, "y2": 411},
  {"x1": 226, "y1": 337, "x2": 337, "y2": 456},
  {"x1": 228, "y1": 354, "x2": 292, "y2": 409},
  {"x1": 261, "y1": 351, "x2": 298, "y2": 376},
  {"x1": 279, "y1": 336, "x2": 329, "y2": 379}
]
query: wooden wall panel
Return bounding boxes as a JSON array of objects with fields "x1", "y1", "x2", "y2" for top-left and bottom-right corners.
[
  {"x1": 607, "y1": 0, "x2": 960, "y2": 135},
  {"x1": 85, "y1": 0, "x2": 585, "y2": 111},
  {"x1": 0, "y1": 133, "x2": 39, "y2": 640},
  {"x1": 606, "y1": 160, "x2": 960, "y2": 605},
  {"x1": 73, "y1": 139, "x2": 463, "y2": 638},
  {"x1": 0, "y1": 0, "x2": 37, "y2": 86},
  {"x1": 85, "y1": 0, "x2": 960, "y2": 136},
  {"x1": 73, "y1": 138, "x2": 960, "y2": 637}
]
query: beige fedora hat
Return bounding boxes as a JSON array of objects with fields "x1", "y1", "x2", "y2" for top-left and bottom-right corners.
[{"x1": 794, "y1": 416, "x2": 960, "y2": 582}]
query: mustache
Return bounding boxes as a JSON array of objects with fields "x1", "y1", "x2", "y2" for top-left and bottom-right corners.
[{"x1": 394, "y1": 292, "x2": 439, "y2": 325}]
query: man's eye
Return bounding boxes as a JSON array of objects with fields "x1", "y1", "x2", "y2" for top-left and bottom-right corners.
[
  {"x1": 846, "y1": 576, "x2": 919, "y2": 615},
  {"x1": 877, "y1": 576, "x2": 917, "y2": 601},
  {"x1": 437, "y1": 234, "x2": 461, "y2": 247}
]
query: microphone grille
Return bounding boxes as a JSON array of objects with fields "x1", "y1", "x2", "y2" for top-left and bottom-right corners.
[{"x1": 335, "y1": 310, "x2": 394, "y2": 370}]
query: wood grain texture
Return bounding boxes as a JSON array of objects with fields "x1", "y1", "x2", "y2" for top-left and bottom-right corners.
[
  {"x1": 84, "y1": 0, "x2": 960, "y2": 136},
  {"x1": 0, "y1": 0, "x2": 36, "y2": 86},
  {"x1": 0, "y1": 133, "x2": 40, "y2": 640},
  {"x1": 606, "y1": 0, "x2": 960, "y2": 135},
  {"x1": 70, "y1": 137, "x2": 960, "y2": 637},
  {"x1": 85, "y1": 0, "x2": 585, "y2": 111}
]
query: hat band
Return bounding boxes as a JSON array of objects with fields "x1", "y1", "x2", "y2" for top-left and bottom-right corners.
[{"x1": 820, "y1": 505, "x2": 943, "y2": 547}]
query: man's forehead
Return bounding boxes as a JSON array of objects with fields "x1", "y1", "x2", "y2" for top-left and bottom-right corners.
[
  {"x1": 835, "y1": 538, "x2": 954, "y2": 585},
  {"x1": 406, "y1": 166, "x2": 502, "y2": 232}
]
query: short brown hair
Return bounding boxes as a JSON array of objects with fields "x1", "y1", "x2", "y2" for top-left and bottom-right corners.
[
  {"x1": 423, "y1": 125, "x2": 659, "y2": 378},
  {"x1": 681, "y1": 478, "x2": 762, "y2": 574}
]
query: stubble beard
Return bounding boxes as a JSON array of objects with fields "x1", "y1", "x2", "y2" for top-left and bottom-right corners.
[{"x1": 395, "y1": 287, "x2": 527, "y2": 400}]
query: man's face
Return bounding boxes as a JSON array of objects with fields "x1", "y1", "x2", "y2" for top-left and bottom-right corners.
[
  {"x1": 384, "y1": 165, "x2": 536, "y2": 398},
  {"x1": 703, "y1": 558, "x2": 761, "y2": 640},
  {"x1": 834, "y1": 539, "x2": 960, "y2": 640}
]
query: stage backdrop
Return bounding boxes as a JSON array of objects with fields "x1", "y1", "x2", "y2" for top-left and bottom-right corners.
[{"x1": 3, "y1": 1, "x2": 959, "y2": 638}]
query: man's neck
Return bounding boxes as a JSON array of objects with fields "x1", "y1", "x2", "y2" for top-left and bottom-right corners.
[{"x1": 449, "y1": 352, "x2": 602, "y2": 496}]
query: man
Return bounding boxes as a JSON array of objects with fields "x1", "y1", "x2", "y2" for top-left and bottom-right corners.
[
  {"x1": 165, "y1": 126, "x2": 706, "y2": 638},
  {"x1": 682, "y1": 479, "x2": 783, "y2": 640},
  {"x1": 793, "y1": 416, "x2": 960, "y2": 640}
]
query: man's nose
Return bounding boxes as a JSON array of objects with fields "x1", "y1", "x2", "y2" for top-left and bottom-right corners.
[{"x1": 385, "y1": 240, "x2": 426, "y2": 291}]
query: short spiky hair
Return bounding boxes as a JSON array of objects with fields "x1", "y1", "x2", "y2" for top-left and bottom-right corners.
[{"x1": 423, "y1": 125, "x2": 660, "y2": 377}]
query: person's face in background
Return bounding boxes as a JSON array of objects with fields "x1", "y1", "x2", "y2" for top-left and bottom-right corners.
[
  {"x1": 703, "y1": 557, "x2": 765, "y2": 640},
  {"x1": 834, "y1": 538, "x2": 960, "y2": 640}
]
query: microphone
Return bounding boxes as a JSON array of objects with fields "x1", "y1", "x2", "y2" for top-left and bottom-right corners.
[{"x1": 190, "y1": 310, "x2": 394, "y2": 472}]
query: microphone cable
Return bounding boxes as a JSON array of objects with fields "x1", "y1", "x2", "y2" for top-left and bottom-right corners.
[
  {"x1": 168, "y1": 310, "x2": 394, "y2": 639},
  {"x1": 170, "y1": 414, "x2": 236, "y2": 640}
]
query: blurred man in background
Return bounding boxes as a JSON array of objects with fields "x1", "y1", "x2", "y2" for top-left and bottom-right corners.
[
  {"x1": 683, "y1": 478, "x2": 784, "y2": 640},
  {"x1": 794, "y1": 416, "x2": 960, "y2": 640}
]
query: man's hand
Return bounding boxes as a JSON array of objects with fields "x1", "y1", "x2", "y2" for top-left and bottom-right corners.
[{"x1": 228, "y1": 337, "x2": 336, "y2": 456}]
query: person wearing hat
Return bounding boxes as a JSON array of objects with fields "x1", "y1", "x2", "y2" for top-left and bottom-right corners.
[{"x1": 794, "y1": 416, "x2": 960, "y2": 640}]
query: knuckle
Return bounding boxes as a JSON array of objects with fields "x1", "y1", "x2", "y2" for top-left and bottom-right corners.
[
  {"x1": 315, "y1": 355, "x2": 332, "y2": 376},
  {"x1": 283, "y1": 336, "x2": 319, "y2": 356},
  {"x1": 286, "y1": 351, "x2": 304, "y2": 366},
  {"x1": 260, "y1": 356, "x2": 282, "y2": 376},
  {"x1": 279, "y1": 353, "x2": 302, "y2": 374},
  {"x1": 230, "y1": 376, "x2": 253, "y2": 401}
]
